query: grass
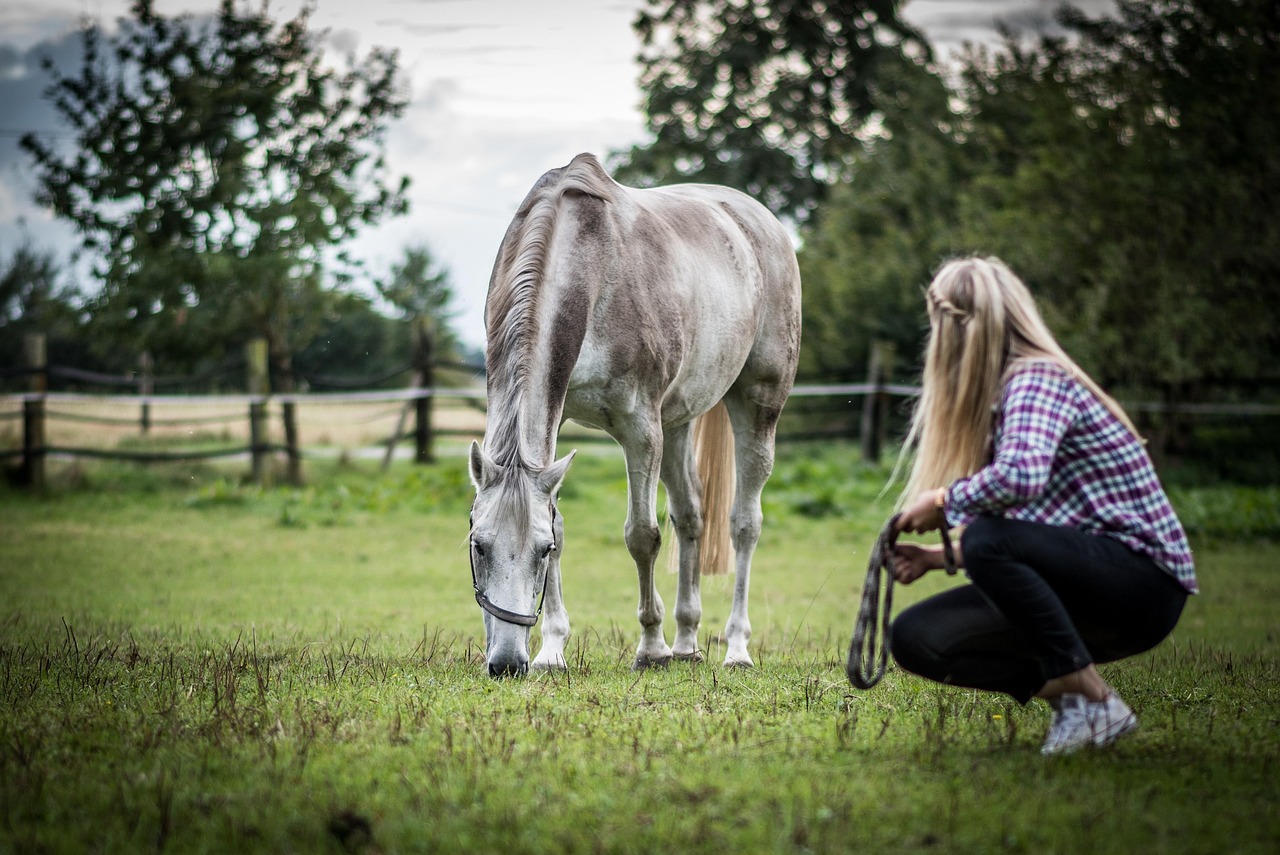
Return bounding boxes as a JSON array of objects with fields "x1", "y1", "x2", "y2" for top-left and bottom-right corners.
[{"x1": 0, "y1": 443, "x2": 1277, "y2": 854}]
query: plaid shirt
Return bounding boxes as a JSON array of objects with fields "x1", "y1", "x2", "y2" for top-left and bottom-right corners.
[{"x1": 945, "y1": 361, "x2": 1198, "y2": 593}]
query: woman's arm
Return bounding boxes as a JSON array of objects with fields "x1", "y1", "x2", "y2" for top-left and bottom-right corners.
[
  {"x1": 890, "y1": 539, "x2": 967, "y2": 584},
  {"x1": 947, "y1": 363, "x2": 1080, "y2": 523}
]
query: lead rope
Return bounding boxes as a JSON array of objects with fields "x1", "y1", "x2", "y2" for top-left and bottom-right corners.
[{"x1": 846, "y1": 514, "x2": 958, "y2": 690}]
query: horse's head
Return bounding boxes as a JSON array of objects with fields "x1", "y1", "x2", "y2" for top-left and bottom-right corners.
[{"x1": 467, "y1": 441, "x2": 574, "y2": 677}]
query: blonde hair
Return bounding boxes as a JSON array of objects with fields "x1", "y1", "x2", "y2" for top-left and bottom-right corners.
[{"x1": 898, "y1": 256, "x2": 1141, "y2": 506}]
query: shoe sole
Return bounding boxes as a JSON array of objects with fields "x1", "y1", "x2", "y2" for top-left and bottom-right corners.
[{"x1": 1093, "y1": 713, "x2": 1138, "y2": 747}]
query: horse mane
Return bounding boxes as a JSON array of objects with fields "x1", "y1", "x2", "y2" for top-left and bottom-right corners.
[{"x1": 484, "y1": 153, "x2": 615, "y2": 471}]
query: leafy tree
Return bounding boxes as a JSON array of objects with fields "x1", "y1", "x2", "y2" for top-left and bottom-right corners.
[
  {"x1": 20, "y1": 0, "x2": 410, "y2": 386},
  {"x1": 952, "y1": 0, "x2": 1280, "y2": 404},
  {"x1": 0, "y1": 243, "x2": 100, "y2": 375},
  {"x1": 379, "y1": 243, "x2": 460, "y2": 364},
  {"x1": 613, "y1": 0, "x2": 928, "y2": 220},
  {"x1": 800, "y1": 0, "x2": 1279, "y2": 460},
  {"x1": 292, "y1": 291, "x2": 409, "y2": 389},
  {"x1": 797, "y1": 56, "x2": 967, "y2": 381}
]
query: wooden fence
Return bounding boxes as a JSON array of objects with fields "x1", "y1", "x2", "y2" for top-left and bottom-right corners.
[
  {"x1": 1, "y1": 333, "x2": 915, "y2": 488},
  {"x1": 5, "y1": 334, "x2": 1276, "y2": 490}
]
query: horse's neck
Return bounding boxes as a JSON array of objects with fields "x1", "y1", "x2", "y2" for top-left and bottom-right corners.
[
  {"x1": 484, "y1": 284, "x2": 590, "y2": 470},
  {"x1": 485, "y1": 372, "x2": 563, "y2": 471},
  {"x1": 484, "y1": 166, "x2": 607, "y2": 470}
]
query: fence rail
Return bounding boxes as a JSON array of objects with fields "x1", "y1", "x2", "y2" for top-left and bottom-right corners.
[{"x1": 5, "y1": 332, "x2": 1278, "y2": 489}]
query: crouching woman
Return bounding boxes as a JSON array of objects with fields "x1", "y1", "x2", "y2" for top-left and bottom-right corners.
[{"x1": 890, "y1": 256, "x2": 1197, "y2": 755}]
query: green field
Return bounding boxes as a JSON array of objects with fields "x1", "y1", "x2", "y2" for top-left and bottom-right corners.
[{"x1": 1, "y1": 445, "x2": 1277, "y2": 854}]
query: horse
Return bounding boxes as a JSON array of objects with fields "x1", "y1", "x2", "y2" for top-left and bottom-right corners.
[{"x1": 467, "y1": 152, "x2": 800, "y2": 677}]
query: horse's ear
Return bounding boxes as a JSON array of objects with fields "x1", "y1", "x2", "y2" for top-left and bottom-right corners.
[
  {"x1": 538, "y1": 450, "x2": 576, "y2": 495},
  {"x1": 469, "y1": 441, "x2": 492, "y2": 489}
]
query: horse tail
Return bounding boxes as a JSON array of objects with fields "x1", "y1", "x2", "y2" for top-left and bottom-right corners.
[{"x1": 693, "y1": 400, "x2": 735, "y2": 576}]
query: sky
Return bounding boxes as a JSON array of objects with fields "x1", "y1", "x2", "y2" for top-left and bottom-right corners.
[{"x1": 0, "y1": 0, "x2": 1116, "y2": 352}]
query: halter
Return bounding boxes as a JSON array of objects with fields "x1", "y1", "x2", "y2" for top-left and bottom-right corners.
[
  {"x1": 846, "y1": 513, "x2": 957, "y2": 690},
  {"x1": 468, "y1": 503, "x2": 556, "y2": 628}
]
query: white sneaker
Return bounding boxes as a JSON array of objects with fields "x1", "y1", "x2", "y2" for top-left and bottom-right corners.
[
  {"x1": 1088, "y1": 692, "x2": 1139, "y2": 747},
  {"x1": 1040, "y1": 693, "x2": 1092, "y2": 755}
]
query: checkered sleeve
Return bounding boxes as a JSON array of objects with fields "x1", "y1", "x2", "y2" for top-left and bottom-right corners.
[{"x1": 946, "y1": 365, "x2": 1079, "y2": 525}]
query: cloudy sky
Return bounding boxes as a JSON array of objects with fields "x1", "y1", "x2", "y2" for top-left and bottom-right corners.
[{"x1": 0, "y1": 0, "x2": 1114, "y2": 351}]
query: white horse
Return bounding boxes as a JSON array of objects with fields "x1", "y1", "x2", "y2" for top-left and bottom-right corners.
[{"x1": 467, "y1": 153, "x2": 800, "y2": 676}]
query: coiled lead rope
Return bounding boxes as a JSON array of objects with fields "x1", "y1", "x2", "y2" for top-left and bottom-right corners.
[{"x1": 846, "y1": 514, "x2": 957, "y2": 690}]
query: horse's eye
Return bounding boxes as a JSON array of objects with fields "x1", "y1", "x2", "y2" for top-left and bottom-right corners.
[
  {"x1": 472, "y1": 541, "x2": 486, "y2": 558},
  {"x1": 541, "y1": 543, "x2": 556, "y2": 559}
]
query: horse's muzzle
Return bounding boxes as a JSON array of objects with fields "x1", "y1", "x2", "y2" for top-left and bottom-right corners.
[{"x1": 487, "y1": 658, "x2": 529, "y2": 679}]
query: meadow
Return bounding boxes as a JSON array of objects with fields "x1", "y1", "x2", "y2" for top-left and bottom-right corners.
[{"x1": 0, "y1": 443, "x2": 1277, "y2": 854}]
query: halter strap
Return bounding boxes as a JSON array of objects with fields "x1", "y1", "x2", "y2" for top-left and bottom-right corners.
[
  {"x1": 468, "y1": 504, "x2": 556, "y2": 628},
  {"x1": 847, "y1": 514, "x2": 958, "y2": 690}
]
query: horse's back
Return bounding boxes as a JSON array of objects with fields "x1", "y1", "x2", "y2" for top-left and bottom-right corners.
[
  {"x1": 499, "y1": 153, "x2": 799, "y2": 431},
  {"x1": 565, "y1": 174, "x2": 798, "y2": 427}
]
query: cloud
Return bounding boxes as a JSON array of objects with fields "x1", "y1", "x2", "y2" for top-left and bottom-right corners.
[
  {"x1": 1, "y1": 33, "x2": 97, "y2": 162},
  {"x1": 903, "y1": 0, "x2": 1119, "y2": 57}
]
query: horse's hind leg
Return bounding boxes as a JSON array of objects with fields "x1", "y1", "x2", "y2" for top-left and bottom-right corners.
[
  {"x1": 720, "y1": 393, "x2": 783, "y2": 668},
  {"x1": 661, "y1": 421, "x2": 704, "y2": 662}
]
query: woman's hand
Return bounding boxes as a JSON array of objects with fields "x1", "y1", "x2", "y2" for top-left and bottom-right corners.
[
  {"x1": 897, "y1": 489, "x2": 946, "y2": 534},
  {"x1": 892, "y1": 543, "x2": 941, "y2": 584}
]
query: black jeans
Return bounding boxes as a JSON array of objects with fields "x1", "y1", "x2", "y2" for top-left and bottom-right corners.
[{"x1": 890, "y1": 515, "x2": 1188, "y2": 704}]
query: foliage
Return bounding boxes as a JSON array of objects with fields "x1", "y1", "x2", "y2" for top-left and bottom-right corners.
[
  {"x1": 1167, "y1": 485, "x2": 1280, "y2": 546},
  {"x1": 20, "y1": 0, "x2": 410, "y2": 381},
  {"x1": 792, "y1": 0, "x2": 1280, "y2": 462},
  {"x1": 378, "y1": 243, "x2": 462, "y2": 364},
  {"x1": 950, "y1": 0, "x2": 1280, "y2": 398},
  {"x1": 0, "y1": 243, "x2": 90, "y2": 371},
  {"x1": 290, "y1": 291, "x2": 413, "y2": 388},
  {"x1": 0, "y1": 450, "x2": 1276, "y2": 853},
  {"x1": 795, "y1": 56, "x2": 963, "y2": 381},
  {"x1": 613, "y1": 0, "x2": 929, "y2": 220}
]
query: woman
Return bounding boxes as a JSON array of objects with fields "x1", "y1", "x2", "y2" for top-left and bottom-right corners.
[{"x1": 889, "y1": 256, "x2": 1197, "y2": 755}]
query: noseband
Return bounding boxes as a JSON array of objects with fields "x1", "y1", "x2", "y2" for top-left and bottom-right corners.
[{"x1": 468, "y1": 504, "x2": 556, "y2": 628}]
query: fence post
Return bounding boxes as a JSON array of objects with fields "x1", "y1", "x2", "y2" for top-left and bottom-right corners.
[
  {"x1": 282, "y1": 399, "x2": 301, "y2": 484},
  {"x1": 246, "y1": 338, "x2": 270, "y2": 485},
  {"x1": 22, "y1": 333, "x2": 47, "y2": 489},
  {"x1": 860, "y1": 340, "x2": 895, "y2": 463},
  {"x1": 138, "y1": 351, "x2": 153, "y2": 434},
  {"x1": 414, "y1": 317, "x2": 434, "y2": 464}
]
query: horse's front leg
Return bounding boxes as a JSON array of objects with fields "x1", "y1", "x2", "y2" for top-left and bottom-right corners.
[
  {"x1": 529, "y1": 494, "x2": 570, "y2": 675},
  {"x1": 623, "y1": 426, "x2": 672, "y2": 669},
  {"x1": 529, "y1": 550, "x2": 570, "y2": 670}
]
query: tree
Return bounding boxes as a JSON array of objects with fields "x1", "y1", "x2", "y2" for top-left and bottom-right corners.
[
  {"x1": 1, "y1": 245, "x2": 71, "y2": 336},
  {"x1": 613, "y1": 0, "x2": 929, "y2": 221},
  {"x1": 291, "y1": 291, "x2": 409, "y2": 389},
  {"x1": 21, "y1": 0, "x2": 410, "y2": 386},
  {"x1": 379, "y1": 243, "x2": 460, "y2": 364},
  {"x1": 797, "y1": 56, "x2": 967, "y2": 381},
  {"x1": 951, "y1": 0, "x2": 1280, "y2": 404},
  {"x1": 798, "y1": 0, "x2": 1279, "y2": 461},
  {"x1": 0, "y1": 243, "x2": 92, "y2": 373}
]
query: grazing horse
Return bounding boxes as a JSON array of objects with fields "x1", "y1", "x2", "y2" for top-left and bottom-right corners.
[{"x1": 467, "y1": 152, "x2": 800, "y2": 677}]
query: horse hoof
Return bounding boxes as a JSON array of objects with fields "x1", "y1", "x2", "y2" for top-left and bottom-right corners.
[
  {"x1": 673, "y1": 650, "x2": 705, "y2": 664},
  {"x1": 723, "y1": 657, "x2": 755, "y2": 669},
  {"x1": 632, "y1": 654, "x2": 673, "y2": 671},
  {"x1": 530, "y1": 660, "x2": 568, "y2": 674}
]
